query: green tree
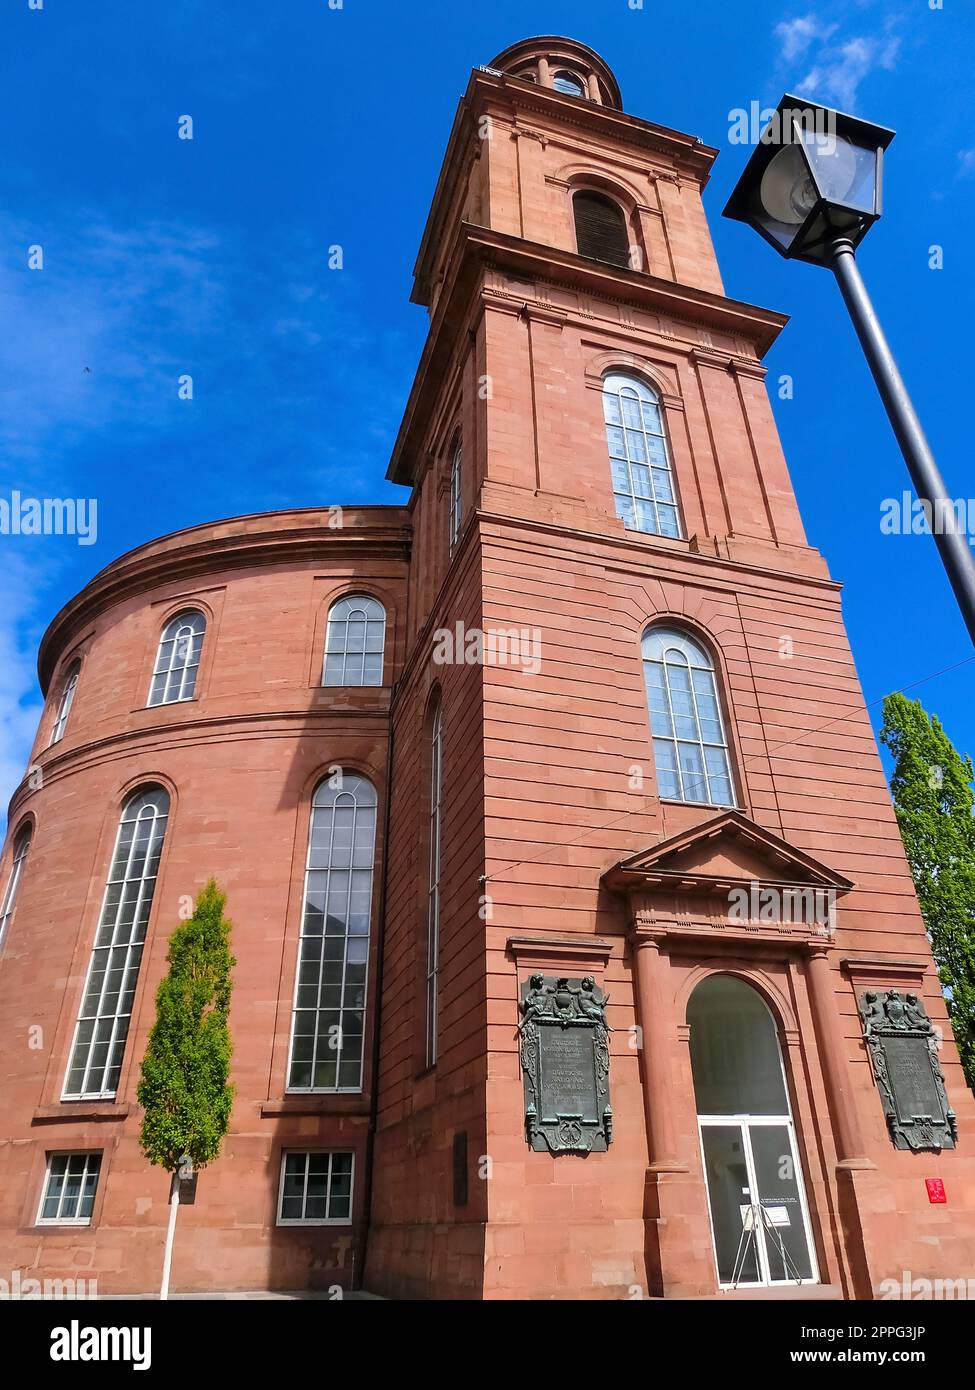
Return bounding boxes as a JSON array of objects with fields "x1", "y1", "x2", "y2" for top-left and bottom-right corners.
[
  {"x1": 137, "y1": 880, "x2": 235, "y2": 1296},
  {"x1": 880, "y1": 693, "x2": 975, "y2": 1089}
]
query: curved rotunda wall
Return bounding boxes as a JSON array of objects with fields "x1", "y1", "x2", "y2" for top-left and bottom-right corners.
[{"x1": 0, "y1": 509, "x2": 409, "y2": 1293}]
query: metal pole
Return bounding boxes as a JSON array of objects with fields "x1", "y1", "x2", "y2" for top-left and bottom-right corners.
[{"x1": 829, "y1": 237, "x2": 975, "y2": 647}]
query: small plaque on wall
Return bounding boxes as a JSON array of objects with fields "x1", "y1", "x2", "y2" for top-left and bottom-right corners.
[
  {"x1": 858, "y1": 990, "x2": 957, "y2": 1151},
  {"x1": 519, "y1": 974, "x2": 612, "y2": 1154}
]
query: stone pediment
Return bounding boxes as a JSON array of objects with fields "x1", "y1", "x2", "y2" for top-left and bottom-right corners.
[{"x1": 603, "y1": 810, "x2": 854, "y2": 897}]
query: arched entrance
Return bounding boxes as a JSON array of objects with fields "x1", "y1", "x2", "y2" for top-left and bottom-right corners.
[{"x1": 687, "y1": 974, "x2": 819, "y2": 1288}]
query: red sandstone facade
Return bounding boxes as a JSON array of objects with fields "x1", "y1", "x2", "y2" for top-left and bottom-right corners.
[{"x1": 1, "y1": 37, "x2": 974, "y2": 1300}]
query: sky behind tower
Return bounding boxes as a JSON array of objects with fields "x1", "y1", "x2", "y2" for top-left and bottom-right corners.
[{"x1": 1, "y1": 0, "x2": 973, "y2": 828}]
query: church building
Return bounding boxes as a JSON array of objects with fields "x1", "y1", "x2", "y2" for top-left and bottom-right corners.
[{"x1": 1, "y1": 36, "x2": 973, "y2": 1300}]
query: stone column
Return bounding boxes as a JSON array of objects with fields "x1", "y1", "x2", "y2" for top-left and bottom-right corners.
[
  {"x1": 805, "y1": 944, "x2": 871, "y2": 1168},
  {"x1": 537, "y1": 57, "x2": 552, "y2": 88},
  {"x1": 587, "y1": 73, "x2": 602, "y2": 104},
  {"x1": 631, "y1": 931, "x2": 683, "y2": 1170}
]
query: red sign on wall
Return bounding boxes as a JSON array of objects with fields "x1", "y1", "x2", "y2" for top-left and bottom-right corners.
[{"x1": 925, "y1": 1178, "x2": 947, "y2": 1204}]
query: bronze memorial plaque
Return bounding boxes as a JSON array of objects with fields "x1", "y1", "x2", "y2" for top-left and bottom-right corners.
[
  {"x1": 519, "y1": 974, "x2": 612, "y2": 1154},
  {"x1": 859, "y1": 990, "x2": 957, "y2": 1151}
]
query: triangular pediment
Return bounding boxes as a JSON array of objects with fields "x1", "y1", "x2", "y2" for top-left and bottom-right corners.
[{"x1": 604, "y1": 810, "x2": 854, "y2": 894}]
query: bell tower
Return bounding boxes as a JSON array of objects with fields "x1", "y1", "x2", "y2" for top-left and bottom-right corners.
[{"x1": 367, "y1": 36, "x2": 975, "y2": 1300}]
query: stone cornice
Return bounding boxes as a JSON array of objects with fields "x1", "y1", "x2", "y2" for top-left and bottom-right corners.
[{"x1": 37, "y1": 508, "x2": 412, "y2": 693}]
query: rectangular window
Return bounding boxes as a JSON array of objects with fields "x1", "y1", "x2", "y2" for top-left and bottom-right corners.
[
  {"x1": 425, "y1": 705, "x2": 443, "y2": 1068},
  {"x1": 38, "y1": 1152, "x2": 101, "y2": 1226},
  {"x1": 448, "y1": 444, "x2": 462, "y2": 551},
  {"x1": 277, "y1": 1151, "x2": 354, "y2": 1225}
]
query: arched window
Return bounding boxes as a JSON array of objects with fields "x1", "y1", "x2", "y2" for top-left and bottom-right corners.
[
  {"x1": 0, "y1": 824, "x2": 32, "y2": 951},
  {"x1": 449, "y1": 438, "x2": 463, "y2": 551},
  {"x1": 573, "y1": 190, "x2": 630, "y2": 268},
  {"x1": 643, "y1": 628, "x2": 734, "y2": 806},
  {"x1": 288, "y1": 773, "x2": 377, "y2": 1091},
  {"x1": 148, "y1": 610, "x2": 206, "y2": 707},
  {"x1": 50, "y1": 661, "x2": 80, "y2": 746},
  {"x1": 322, "y1": 595, "x2": 386, "y2": 688},
  {"x1": 63, "y1": 786, "x2": 170, "y2": 1099},
  {"x1": 603, "y1": 373, "x2": 681, "y2": 538},
  {"x1": 553, "y1": 70, "x2": 586, "y2": 97},
  {"x1": 425, "y1": 700, "x2": 443, "y2": 1068},
  {"x1": 689, "y1": 975, "x2": 818, "y2": 1287}
]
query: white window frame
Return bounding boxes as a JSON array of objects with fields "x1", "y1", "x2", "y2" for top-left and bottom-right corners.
[
  {"x1": 322, "y1": 595, "x2": 386, "y2": 688},
  {"x1": 36, "y1": 1151, "x2": 102, "y2": 1227},
  {"x1": 0, "y1": 825, "x2": 32, "y2": 953},
  {"x1": 62, "y1": 787, "x2": 170, "y2": 1100},
  {"x1": 602, "y1": 372, "x2": 682, "y2": 539},
  {"x1": 643, "y1": 628, "x2": 735, "y2": 808},
  {"x1": 425, "y1": 702, "x2": 443, "y2": 1068},
  {"x1": 50, "y1": 661, "x2": 80, "y2": 746},
  {"x1": 147, "y1": 609, "x2": 206, "y2": 707},
  {"x1": 286, "y1": 773, "x2": 377, "y2": 1094},
  {"x1": 276, "y1": 1150, "x2": 354, "y2": 1226},
  {"x1": 448, "y1": 439, "x2": 462, "y2": 551}
]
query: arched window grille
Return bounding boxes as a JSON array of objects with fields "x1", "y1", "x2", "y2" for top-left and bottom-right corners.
[
  {"x1": 63, "y1": 786, "x2": 170, "y2": 1099},
  {"x1": 0, "y1": 824, "x2": 32, "y2": 952},
  {"x1": 425, "y1": 701, "x2": 443, "y2": 1068},
  {"x1": 643, "y1": 628, "x2": 735, "y2": 806},
  {"x1": 573, "y1": 190, "x2": 630, "y2": 267},
  {"x1": 322, "y1": 595, "x2": 386, "y2": 688},
  {"x1": 50, "y1": 661, "x2": 80, "y2": 746},
  {"x1": 603, "y1": 373, "x2": 681, "y2": 538},
  {"x1": 148, "y1": 610, "x2": 206, "y2": 707},
  {"x1": 449, "y1": 438, "x2": 463, "y2": 551},
  {"x1": 287, "y1": 773, "x2": 377, "y2": 1092}
]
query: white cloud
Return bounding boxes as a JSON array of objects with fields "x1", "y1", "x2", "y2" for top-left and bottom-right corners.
[
  {"x1": 958, "y1": 149, "x2": 975, "y2": 179},
  {"x1": 774, "y1": 16, "x2": 839, "y2": 63},
  {"x1": 799, "y1": 33, "x2": 901, "y2": 110}
]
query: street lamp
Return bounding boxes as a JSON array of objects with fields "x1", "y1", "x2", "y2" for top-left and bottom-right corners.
[{"x1": 724, "y1": 94, "x2": 975, "y2": 647}]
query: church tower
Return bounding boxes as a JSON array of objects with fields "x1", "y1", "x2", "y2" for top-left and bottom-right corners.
[{"x1": 365, "y1": 36, "x2": 975, "y2": 1299}]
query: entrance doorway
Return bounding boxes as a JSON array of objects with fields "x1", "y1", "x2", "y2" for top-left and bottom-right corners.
[{"x1": 687, "y1": 974, "x2": 819, "y2": 1288}]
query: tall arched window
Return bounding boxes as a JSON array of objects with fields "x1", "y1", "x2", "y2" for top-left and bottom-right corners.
[
  {"x1": 50, "y1": 661, "x2": 80, "y2": 746},
  {"x1": 63, "y1": 786, "x2": 170, "y2": 1099},
  {"x1": 322, "y1": 595, "x2": 386, "y2": 688},
  {"x1": 603, "y1": 373, "x2": 681, "y2": 538},
  {"x1": 0, "y1": 824, "x2": 32, "y2": 952},
  {"x1": 148, "y1": 610, "x2": 206, "y2": 707},
  {"x1": 643, "y1": 628, "x2": 734, "y2": 806},
  {"x1": 573, "y1": 191, "x2": 630, "y2": 268},
  {"x1": 689, "y1": 975, "x2": 818, "y2": 1288},
  {"x1": 449, "y1": 438, "x2": 463, "y2": 551},
  {"x1": 288, "y1": 773, "x2": 377, "y2": 1092},
  {"x1": 425, "y1": 700, "x2": 443, "y2": 1068}
]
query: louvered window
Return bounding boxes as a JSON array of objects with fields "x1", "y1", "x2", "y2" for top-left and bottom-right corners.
[{"x1": 574, "y1": 192, "x2": 630, "y2": 268}]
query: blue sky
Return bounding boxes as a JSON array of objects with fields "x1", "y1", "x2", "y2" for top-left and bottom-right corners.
[{"x1": 1, "y1": 0, "x2": 973, "y2": 828}]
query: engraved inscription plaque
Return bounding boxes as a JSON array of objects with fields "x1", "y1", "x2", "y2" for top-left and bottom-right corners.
[
  {"x1": 858, "y1": 990, "x2": 957, "y2": 1151},
  {"x1": 519, "y1": 974, "x2": 612, "y2": 1154}
]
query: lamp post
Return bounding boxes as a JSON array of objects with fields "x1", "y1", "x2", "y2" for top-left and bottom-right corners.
[{"x1": 724, "y1": 94, "x2": 975, "y2": 647}]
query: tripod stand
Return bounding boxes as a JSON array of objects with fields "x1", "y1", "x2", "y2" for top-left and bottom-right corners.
[{"x1": 730, "y1": 1202, "x2": 805, "y2": 1288}]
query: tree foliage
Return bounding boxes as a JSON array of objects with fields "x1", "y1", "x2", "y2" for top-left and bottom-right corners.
[
  {"x1": 880, "y1": 693, "x2": 975, "y2": 1089},
  {"x1": 138, "y1": 880, "x2": 236, "y2": 1172}
]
